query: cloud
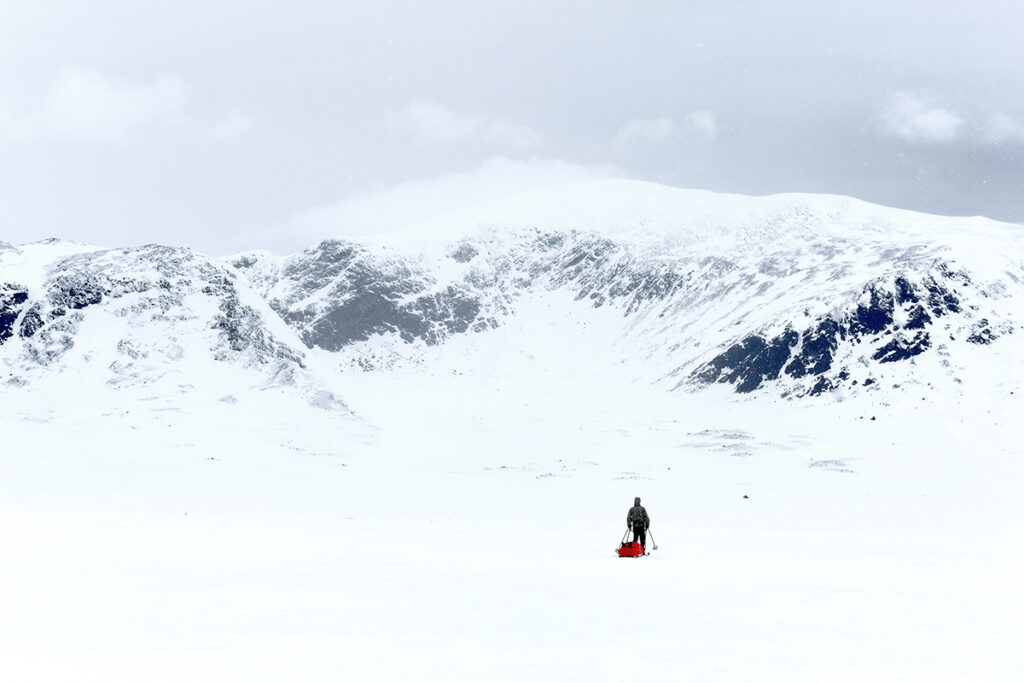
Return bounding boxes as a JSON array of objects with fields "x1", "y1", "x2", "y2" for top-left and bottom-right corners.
[
  {"x1": 2, "y1": 67, "x2": 188, "y2": 143},
  {"x1": 40, "y1": 67, "x2": 188, "y2": 141},
  {"x1": 880, "y1": 92, "x2": 962, "y2": 143},
  {"x1": 613, "y1": 111, "x2": 716, "y2": 153},
  {"x1": 983, "y1": 112, "x2": 1024, "y2": 142},
  {"x1": 613, "y1": 117, "x2": 680, "y2": 152},
  {"x1": 385, "y1": 100, "x2": 542, "y2": 149},
  {"x1": 684, "y1": 110, "x2": 717, "y2": 140},
  {"x1": 286, "y1": 157, "x2": 619, "y2": 243},
  {"x1": 878, "y1": 93, "x2": 1024, "y2": 147},
  {"x1": 209, "y1": 109, "x2": 253, "y2": 141}
]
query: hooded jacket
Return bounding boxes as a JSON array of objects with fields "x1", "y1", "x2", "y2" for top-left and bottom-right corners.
[{"x1": 627, "y1": 497, "x2": 650, "y2": 528}]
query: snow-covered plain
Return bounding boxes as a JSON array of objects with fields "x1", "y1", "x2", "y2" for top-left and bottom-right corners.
[
  {"x1": 2, "y1": 183, "x2": 1023, "y2": 681},
  {"x1": 3, "y1": 328, "x2": 1022, "y2": 681}
]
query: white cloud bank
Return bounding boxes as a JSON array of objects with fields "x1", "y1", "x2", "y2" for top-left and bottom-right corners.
[
  {"x1": 386, "y1": 101, "x2": 543, "y2": 150},
  {"x1": 286, "y1": 157, "x2": 619, "y2": 245},
  {"x1": 613, "y1": 117, "x2": 679, "y2": 152},
  {"x1": 878, "y1": 91, "x2": 1024, "y2": 147},
  {"x1": 613, "y1": 111, "x2": 716, "y2": 153},
  {"x1": 983, "y1": 111, "x2": 1024, "y2": 142},
  {"x1": 1, "y1": 67, "x2": 253, "y2": 144},
  {"x1": 3, "y1": 67, "x2": 189, "y2": 142},
  {"x1": 880, "y1": 92, "x2": 962, "y2": 143},
  {"x1": 684, "y1": 110, "x2": 717, "y2": 140}
]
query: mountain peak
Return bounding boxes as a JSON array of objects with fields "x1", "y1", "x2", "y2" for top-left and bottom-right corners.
[{"x1": 351, "y1": 181, "x2": 1019, "y2": 269}]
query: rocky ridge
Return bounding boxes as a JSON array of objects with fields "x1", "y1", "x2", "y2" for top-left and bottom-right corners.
[
  {"x1": 5, "y1": 184, "x2": 1022, "y2": 400},
  {"x1": 231, "y1": 206, "x2": 1023, "y2": 398},
  {"x1": 0, "y1": 242, "x2": 344, "y2": 409}
]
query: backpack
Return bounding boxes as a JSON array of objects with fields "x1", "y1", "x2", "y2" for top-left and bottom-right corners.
[{"x1": 628, "y1": 505, "x2": 645, "y2": 526}]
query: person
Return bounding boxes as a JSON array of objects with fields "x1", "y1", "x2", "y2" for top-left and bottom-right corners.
[{"x1": 626, "y1": 496, "x2": 650, "y2": 550}]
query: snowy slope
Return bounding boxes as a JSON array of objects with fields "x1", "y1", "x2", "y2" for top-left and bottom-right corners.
[
  {"x1": 230, "y1": 180, "x2": 1024, "y2": 398},
  {"x1": 0, "y1": 240, "x2": 350, "y2": 413}
]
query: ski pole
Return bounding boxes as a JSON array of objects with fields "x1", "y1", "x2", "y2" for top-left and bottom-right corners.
[{"x1": 648, "y1": 530, "x2": 658, "y2": 551}]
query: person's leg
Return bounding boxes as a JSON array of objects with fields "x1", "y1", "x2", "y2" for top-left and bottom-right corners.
[{"x1": 639, "y1": 528, "x2": 646, "y2": 550}]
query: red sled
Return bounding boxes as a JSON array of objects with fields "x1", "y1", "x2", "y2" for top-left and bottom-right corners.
[{"x1": 617, "y1": 542, "x2": 646, "y2": 557}]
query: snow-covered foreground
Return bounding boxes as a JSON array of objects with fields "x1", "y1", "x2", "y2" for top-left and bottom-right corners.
[{"x1": 2, "y1": 352, "x2": 1022, "y2": 682}]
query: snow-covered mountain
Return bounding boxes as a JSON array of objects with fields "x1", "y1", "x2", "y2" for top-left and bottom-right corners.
[
  {"x1": 4, "y1": 181, "x2": 1023, "y2": 402},
  {"x1": 0, "y1": 240, "x2": 346, "y2": 411},
  {"x1": 227, "y1": 180, "x2": 1024, "y2": 398}
]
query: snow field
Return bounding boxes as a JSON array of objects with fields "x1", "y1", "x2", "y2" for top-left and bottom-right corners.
[
  {"x1": 3, "y1": 185, "x2": 1023, "y2": 681},
  {"x1": 2, "y1": 357, "x2": 1022, "y2": 682},
  {"x1": 4, "y1": 498, "x2": 1021, "y2": 681}
]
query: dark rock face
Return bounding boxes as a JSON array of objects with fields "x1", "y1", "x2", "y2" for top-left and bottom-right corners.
[
  {"x1": 905, "y1": 305, "x2": 931, "y2": 330},
  {"x1": 449, "y1": 243, "x2": 479, "y2": 263},
  {"x1": 234, "y1": 236, "x2": 745, "y2": 358},
  {"x1": 211, "y1": 284, "x2": 305, "y2": 367},
  {"x1": 0, "y1": 284, "x2": 29, "y2": 344},
  {"x1": 784, "y1": 319, "x2": 841, "y2": 379},
  {"x1": 297, "y1": 284, "x2": 482, "y2": 350},
  {"x1": 11, "y1": 246, "x2": 307, "y2": 369},
  {"x1": 19, "y1": 306, "x2": 45, "y2": 339},
  {"x1": 547, "y1": 237, "x2": 707, "y2": 314},
  {"x1": 894, "y1": 276, "x2": 916, "y2": 305},
  {"x1": 404, "y1": 286, "x2": 482, "y2": 343},
  {"x1": 52, "y1": 277, "x2": 106, "y2": 310},
  {"x1": 692, "y1": 260, "x2": 997, "y2": 396},
  {"x1": 872, "y1": 332, "x2": 930, "y2": 363},
  {"x1": 695, "y1": 328, "x2": 799, "y2": 393},
  {"x1": 305, "y1": 291, "x2": 401, "y2": 349},
  {"x1": 967, "y1": 319, "x2": 996, "y2": 345},
  {"x1": 231, "y1": 254, "x2": 261, "y2": 269},
  {"x1": 849, "y1": 286, "x2": 894, "y2": 337},
  {"x1": 243, "y1": 240, "x2": 494, "y2": 352},
  {"x1": 809, "y1": 370, "x2": 849, "y2": 396}
]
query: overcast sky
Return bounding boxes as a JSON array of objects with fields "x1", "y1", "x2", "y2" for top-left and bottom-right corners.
[{"x1": 1, "y1": 1, "x2": 1022, "y2": 255}]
